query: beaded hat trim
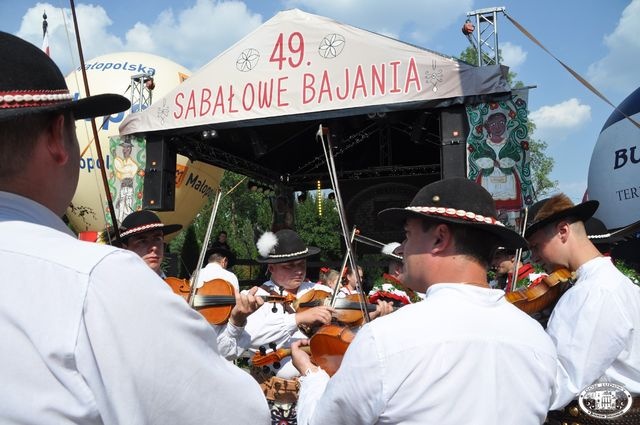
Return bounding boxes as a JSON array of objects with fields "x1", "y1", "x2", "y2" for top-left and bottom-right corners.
[
  {"x1": 267, "y1": 248, "x2": 309, "y2": 258},
  {"x1": 120, "y1": 223, "x2": 165, "y2": 238},
  {"x1": 0, "y1": 90, "x2": 73, "y2": 109},
  {"x1": 405, "y1": 206, "x2": 505, "y2": 226}
]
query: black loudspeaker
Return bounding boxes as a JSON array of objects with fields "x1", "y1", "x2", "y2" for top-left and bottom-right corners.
[
  {"x1": 143, "y1": 136, "x2": 176, "y2": 211},
  {"x1": 440, "y1": 106, "x2": 469, "y2": 179}
]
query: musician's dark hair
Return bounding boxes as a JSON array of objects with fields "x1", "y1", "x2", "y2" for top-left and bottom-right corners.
[
  {"x1": 0, "y1": 111, "x2": 73, "y2": 179},
  {"x1": 420, "y1": 218, "x2": 498, "y2": 268}
]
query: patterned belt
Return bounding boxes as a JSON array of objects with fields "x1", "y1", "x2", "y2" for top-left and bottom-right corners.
[
  {"x1": 251, "y1": 367, "x2": 299, "y2": 403},
  {"x1": 546, "y1": 397, "x2": 640, "y2": 425}
]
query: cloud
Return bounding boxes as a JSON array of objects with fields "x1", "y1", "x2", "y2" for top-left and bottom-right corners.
[
  {"x1": 16, "y1": 3, "x2": 124, "y2": 73},
  {"x1": 16, "y1": 1, "x2": 263, "y2": 73},
  {"x1": 587, "y1": 0, "x2": 640, "y2": 96},
  {"x1": 500, "y1": 42, "x2": 526, "y2": 70},
  {"x1": 283, "y1": 0, "x2": 472, "y2": 44},
  {"x1": 529, "y1": 98, "x2": 591, "y2": 140},
  {"x1": 122, "y1": 0, "x2": 263, "y2": 70}
]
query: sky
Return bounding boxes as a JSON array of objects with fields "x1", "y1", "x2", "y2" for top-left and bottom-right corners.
[{"x1": 1, "y1": 0, "x2": 639, "y2": 204}]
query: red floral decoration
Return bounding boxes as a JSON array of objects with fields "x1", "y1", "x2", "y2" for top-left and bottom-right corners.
[
  {"x1": 137, "y1": 192, "x2": 143, "y2": 199},
  {"x1": 489, "y1": 103, "x2": 499, "y2": 110},
  {"x1": 508, "y1": 110, "x2": 516, "y2": 119},
  {"x1": 521, "y1": 140, "x2": 529, "y2": 150}
]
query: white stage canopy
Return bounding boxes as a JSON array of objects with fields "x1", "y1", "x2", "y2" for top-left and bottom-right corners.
[{"x1": 120, "y1": 8, "x2": 509, "y2": 135}]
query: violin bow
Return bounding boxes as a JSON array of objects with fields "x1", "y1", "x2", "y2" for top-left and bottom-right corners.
[
  {"x1": 509, "y1": 206, "x2": 529, "y2": 293},
  {"x1": 316, "y1": 125, "x2": 370, "y2": 323},
  {"x1": 69, "y1": 0, "x2": 122, "y2": 244},
  {"x1": 346, "y1": 229, "x2": 403, "y2": 261},
  {"x1": 187, "y1": 188, "x2": 223, "y2": 307}
]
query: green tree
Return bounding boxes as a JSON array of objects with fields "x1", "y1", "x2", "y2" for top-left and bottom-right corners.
[
  {"x1": 169, "y1": 171, "x2": 273, "y2": 282},
  {"x1": 294, "y1": 192, "x2": 341, "y2": 262},
  {"x1": 526, "y1": 123, "x2": 557, "y2": 197},
  {"x1": 458, "y1": 46, "x2": 558, "y2": 198}
]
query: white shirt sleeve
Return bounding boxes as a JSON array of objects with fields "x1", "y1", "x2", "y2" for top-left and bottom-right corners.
[
  {"x1": 547, "y1": 284, "x2": 632, "y2": 409},
  {"x1": 76, "y1": 250, "x2": 270, "y2": 424},
  {"x1": 215, "y1": 321, "x2": 251, "y2": 360},
  {"x1": 297, "y1": 324, "x2": 385, "y2": 424}
]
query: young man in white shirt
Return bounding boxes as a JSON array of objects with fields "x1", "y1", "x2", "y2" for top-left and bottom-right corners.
[
  {"x1": 525, "y1": 194, "x2": 640, "y2": 424},
  {"x1": 291, "y1": 177, "x2": 558, "y2": 425}
]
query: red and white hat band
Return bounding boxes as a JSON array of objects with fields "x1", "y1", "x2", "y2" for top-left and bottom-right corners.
[
  {"x1": 406, "y1": 206, "x2": 505, "y2": 226},
  {"x1": 120, "y1": 222, "x2": 165, "y2": 237},
  {"x1": 0, "y1": 89, "x2": 73, "y2": 109}
]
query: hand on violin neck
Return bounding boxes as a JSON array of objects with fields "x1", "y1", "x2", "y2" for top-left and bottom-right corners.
[
  {"x1": 295, "y1": 305, "x2": 334, "y2": 327},
  {"x1": 290, "y1": 339, "x2": 318, "y2": 376},
  {"x1": 229, "y1": 286, "x2": 264, "y2": 327},
  {"x1": 368, "y1": 300, "x2": 394, "y2": 320}
]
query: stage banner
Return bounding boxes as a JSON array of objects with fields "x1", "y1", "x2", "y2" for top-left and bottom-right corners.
[
  {"x1": 108, "y1": 135, "x2": 147, "y2": 225},
  {"x1": 120, "y1": 9, "x2": 509, "y2": 136},
  {"x1": 466, "y1": 89, "x2": 534, "y2": 229}
]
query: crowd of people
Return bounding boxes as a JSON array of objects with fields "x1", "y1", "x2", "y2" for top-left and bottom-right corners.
[{"x1": 1, "y1": 30, "x2": 639, "y2": 425}]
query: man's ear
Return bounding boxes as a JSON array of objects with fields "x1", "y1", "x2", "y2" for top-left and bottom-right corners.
[
  {"x1": 556, "y1": 220, "x2": 571, "y2": 243},
  {"x1": 45, "y1": 114, "x2": 69, "y2": 165},
  {"x1": 431, "y1": 224, "x2": 450, "y2": 251}
]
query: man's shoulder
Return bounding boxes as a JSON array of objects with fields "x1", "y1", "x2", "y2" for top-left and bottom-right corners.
[{"x1": 3, "y1": 220, "x2": 124, "y2": 273}]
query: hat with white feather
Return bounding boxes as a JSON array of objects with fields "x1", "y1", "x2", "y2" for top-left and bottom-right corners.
[{"x1": 256, "y1": 229, "x2": 320, "y2": 264}]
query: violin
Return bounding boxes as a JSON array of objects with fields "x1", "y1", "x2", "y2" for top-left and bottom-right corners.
[
  {"x1": 251, "y1": 324, "x2": 356, "y2": 377},
  {"x1": 505, "y1": 268, "x2": 574, "y2": 315},
  {"x1": 295, "y1": 289, "x2": 387, "y2": 327},
  {"x1": 164, "y1": 277, "x2": 296, "y2": 325},
  {"x1": 252, "y1": 288, "x2": 394, "y2": 376}
]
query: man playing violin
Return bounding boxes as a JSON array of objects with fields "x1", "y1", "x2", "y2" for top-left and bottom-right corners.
[
  {"x1": 119, "y1": 209, "x2": 182, "y2": 277},
  {"x1": 0, "y1": 32, "x2": 268, "y2": 424},
  {"x1": 525, "y1": 194, "x2": 640, "y2": 424},
  {"x1": 240, "y1": 229, "x2": 392, "y2": 424},
  {"x1": 120, "y1": 210, "x2": 267, "y2": 361},
  {"x1": 196, "y1": 244, "x2": 266, "y2": 360},
  {"x1": 291, "y1": 177, "x2": 557, "y2": 425},
  {"x1": 238, "y1": 229, "x2": 335, "y2": 424}
]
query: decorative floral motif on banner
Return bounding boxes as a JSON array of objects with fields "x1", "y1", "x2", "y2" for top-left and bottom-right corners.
[
  {"x1": 466, "y1": 91, "x2": 534, "y2": 228},
  {"x1": 107, "y1": 135, "x2": 146, "y2": 226}
]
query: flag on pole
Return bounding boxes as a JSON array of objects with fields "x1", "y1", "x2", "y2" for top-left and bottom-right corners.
[{"x1": 41, "y1": 11, "x2": 50, "y2": 56}]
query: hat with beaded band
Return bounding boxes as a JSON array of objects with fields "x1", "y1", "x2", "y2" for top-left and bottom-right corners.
[
  {"x1": 378, "y1": 177, "x2": 527, "y2": 249},
  {"x1": 120, "y1": 210, "x2": 182, "y2": 243},
  {"x1": 0, "y1": 31, "x2": 130, "y2": 122},
  {"x1": 256, "y1": 229, "x2": 320, "y2": 264}
]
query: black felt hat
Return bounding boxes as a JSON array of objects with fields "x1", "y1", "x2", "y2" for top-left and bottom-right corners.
[
  {"x1": 0, "y1": 31, "x2": 130, "y2": 122},
  {"x1": 585, "y1": 217, "x2": 614, "y2": 245},
  {"x1": 524, "y1": 194, "x2": 598, "y2": 238},
  {"x1": 255, "y1": 229, "x2": 320, "y2": 264},
  {"x1": 378, "y1": 177, "x2": 527, "y2": 249},
  {"x1": 120, "y1": 210, "x2": 182, "y2": 243}
]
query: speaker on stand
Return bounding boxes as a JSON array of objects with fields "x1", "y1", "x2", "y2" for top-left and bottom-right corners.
[
  {"x1": 439, "y1": 106, "x2": 469, "y2": 180},
  {"x1": 143, "y1": 136, "x2": 176, "y2": 211}
]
